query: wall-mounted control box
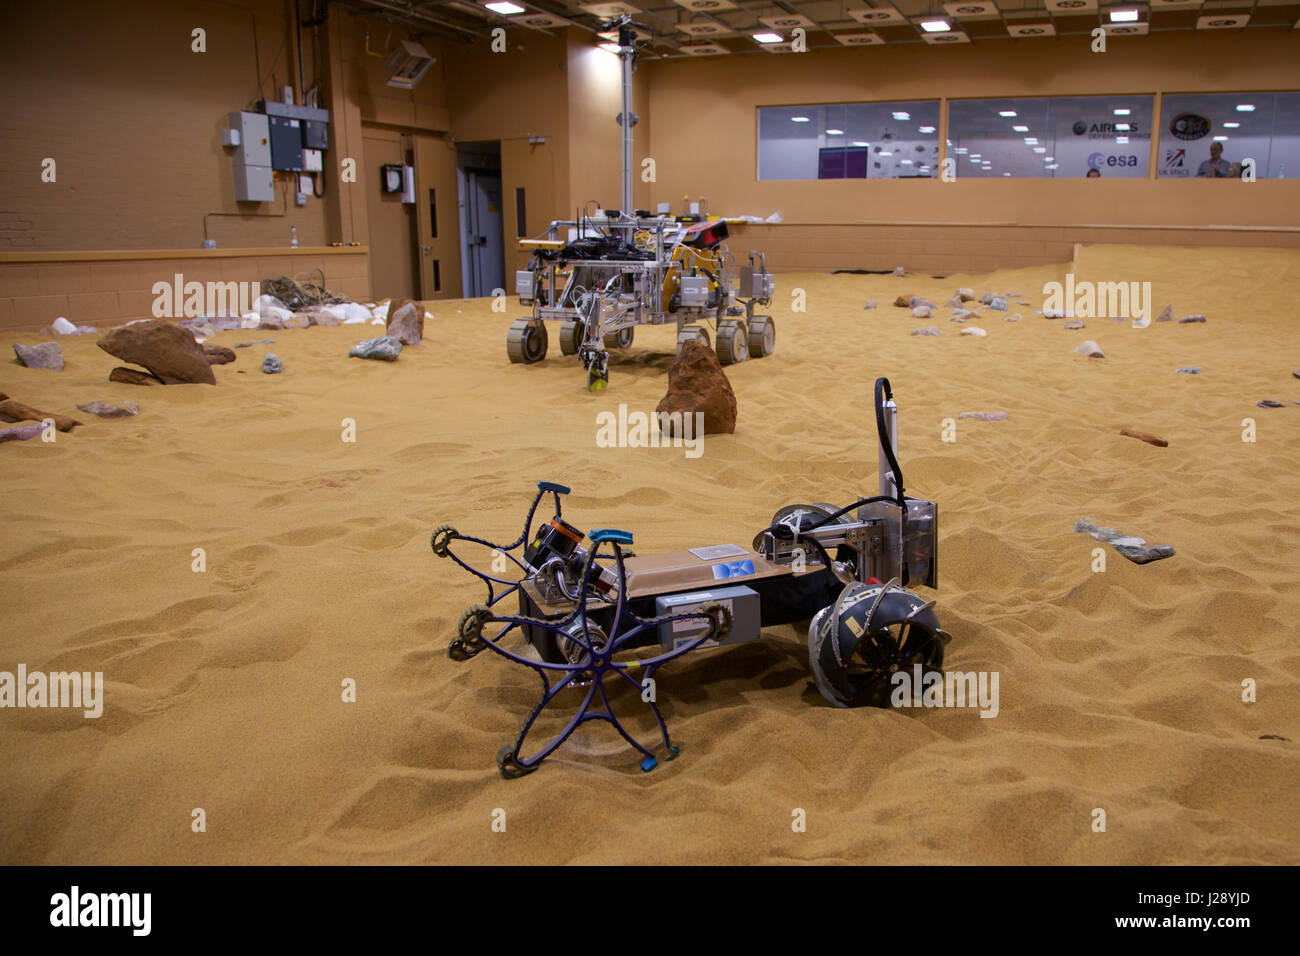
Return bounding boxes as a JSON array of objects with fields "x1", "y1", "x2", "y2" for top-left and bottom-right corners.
[{"x1": 227, "y1": 111, "x2": 274, "y2": 202}]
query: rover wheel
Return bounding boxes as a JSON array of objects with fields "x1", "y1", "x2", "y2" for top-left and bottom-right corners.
[
  {"x1": 715, "y1": 320, "x2": 748, "y2": 365},
  {"x1": 506, "y1": 318, "x2": 548, "y2": 364},
  {"x1": 807, "y1": 581, "x2": 946, "y2": 709},
  {"x1": 676, "y1": 325, "x2": 710, "y2": 354},
  {"x1": 559, "y1": 319, "x2": 585, "y2": 356},
  {"x1": 603, "y1": 326, "x2": 634, "y2": 349},
  {"x1": 747, "y1": 315, "x2": 775, "y2": 358}
]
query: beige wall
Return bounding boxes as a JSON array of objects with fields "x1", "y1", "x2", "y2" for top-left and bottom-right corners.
[
  {"x1": 361, "y1": 128, "x2": 419, "y2": 300},
  {"x1": 0, "y1": 0, "x2": 329, "y2": 252},
  {"x1": 643, "y1": 30, "x2": 1300, "y2": 230}
]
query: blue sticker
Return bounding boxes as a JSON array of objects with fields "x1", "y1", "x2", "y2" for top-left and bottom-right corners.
[{"x1": 711, "y1": 560, "x2": 754, "y2": 580}]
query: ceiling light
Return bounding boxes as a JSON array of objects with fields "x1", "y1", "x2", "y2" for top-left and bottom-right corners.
[
  {"x1": 1033, "y1": 147, "x2": 1046, "y2": 153},
  {"x1": 851, "y1": 141, "x2": 869, "y2": 146},
  {"x1": 1109, "y1": 8, "x2": 1139, "y2": 22},
  {"x1": 999, "y1": 111, "x2": 1017, "y2": 117},
  {"x1": 1116, "y1": 136, "x2": 1129, "y2": 143},
  {"x1": 1213, "y1": 135, "x2": 1228, "y2": 141},
  {"x1": 826, "y1": 129, "x2": 844, "y2": 135},
  {"x1": 879, "y1": 151, "x2": 893, "y2": 157},
  {"x1": 1224, "y1": 122, "x2": 1240, "y2": 128},
  {"x1": 1113, "y1": 108, "x2": 1131, "y2": 115},
  {"x1": 954, "y1": 147, "x2": 968, "y2": 154},
  {"x1": 1236, "y1": 104, "x2": 1255, "y2": 112},
  {"x1": 892, "y1": 111, "x2": 911, "y2": 120},
  {"x1": 899, "y1": 159, "x2": 914, "y2": 164},
  {"x1": 920, "y1": 19, "x2": 951, "y2": 32},
  {"x1": 1045, "y1": 163, "x2": 1058, "y2": 170},
  {"x1": 485, "y1": 1, "x2": 526, "y2": 13},
  {"x1": 753, "y1": 32, "x2": 783, "y2": 43},
  {"x1": 1013, "y1": 125, "x2": 1028, "y2": 132},
  {"x1": 791, "y1": 116, "x2": 811, "y2": 122},
  {"x1": 918, "y1": 126, "x2": 936, "y2": 133},
  {"x1": 1024, "y1": 137, "x2": 1038, "y2": 144}
]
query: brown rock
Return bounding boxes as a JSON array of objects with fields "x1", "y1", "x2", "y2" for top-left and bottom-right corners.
[
  {"x1": 1155, "y1": 304, "x2": 1173, "y2": 323},
  {"x1": 109, "y1": 366, "x2": 162, "y2": 386},
  {"x1": 386, "y1": 297, "x2": 423, "y2": 346},
  {"x1": 0, "y1": 398, "x2": 81, "y2": 432},
  {"x1": 309, "y1": 311, "x2": 340, "y2": 327},
  {"x1": 655, "y1": 338, "x2": 737, "y2": 436},
  {"x1": 97, "y1": 319, "x2": 216, "y2": 385},
  {"x1": 201, "y1": 343, "x2": 237, "y2": 365},
  {"x1": 1120, "y1": 428, "x2": 1168, "y2": 448},
  {"x1": 893, "y1": 295, "x2": 912, "y2": 308},
  {"x1": 282, "y1": 314, "x2": 312, "y2": 330}
]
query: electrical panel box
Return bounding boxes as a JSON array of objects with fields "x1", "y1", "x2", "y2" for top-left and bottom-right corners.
[
  {"x1": 303, "y1": 120, "x2": 328, "y2": 150},
  {"x1": 228, "y1": 111, "x2": 271, "y2": 168},
  {"x1": 515, "y1": 270, "x2": 535, "y2": 301},
  {"x1": 654, "y1": 585, "x2": 761, "y2": 652},
  {"x1": 233, "y1": 164, "x2": 274, "y2": 203},
  {"x1": 268, "y1": 116, "x2": 304, "y2": 171}
]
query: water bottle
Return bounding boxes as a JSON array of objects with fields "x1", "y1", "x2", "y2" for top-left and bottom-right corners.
[{"x1": 290, "y1": 226, "x2": 299, "y2": 249}]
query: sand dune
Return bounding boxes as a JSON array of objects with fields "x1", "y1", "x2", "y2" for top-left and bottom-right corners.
[{"x1": 1, "y1": 244, "x2": 1297, "y2": 864}]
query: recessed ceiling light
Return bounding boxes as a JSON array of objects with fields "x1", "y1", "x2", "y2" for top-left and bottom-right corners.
[
  {"x1": 791, "y1": 116, "x2": 811, "y2": 122},
  {"x1": 954, "y1": 147, "x2": 968, "y2": 154},
  {"x1": 1115, "y1": 123, "x2": 1130, "y2": 131},
  {"x1": 1223, "y1": 122, "x2": 1240, "y2": 128},
  {"x1": 918, "y1": 126, "x2": 936, "y2": 133},
  {"x1": 1113, "y1": 108, "x2": 1131, "y2": 116},
  {"x1": 899, "y1": 159, "x2": 914, "y2": 164},
  {"x1": 1024, "y1": 137, "x2": 1038, "y2": 144},
  {"x1": 1236, "y1": 104, "x2": 1255, "y2": 112},
  {"x1": 826, "y1": 129, "x2": 844, "y2": 135},
  {"x1": 1213, "y1": 135, "x2": 1228, "y2": 141},
  {"x1": 892, "y1": 111, "x2": 911, "y2": 120},
  {"x1": 920, "y1": 19, "x2": 951, "y2": 32},
  {"x1": 485, "y1": 1, "x2": 526, "y2": 13},
  {"x1": 1109, "y1": 8, "x2": 1139, "y2": 22},
  {"x1": 753, "y1": 32, "x2": 783, "y2": 43},
  {"x1": 1013, "y1": 125, "x2": 1028, "y2": 132},
  {"x1": 999, "y1": 111, "x2": 1017, "y2": 117},
  {"x1": 879, "y1": 151, "x2": 893, "y2": 157},
  {"x1": 1116, "y1": 136, "x2": 1129, "y2": 143},
  {"x1": 851, "y1": 141, "x2": 870, "y2": 146},
  {"x1": 1045, "y1": 156, "x2": 1054, "y2": 162},
  {"x1": 1033, "y1": 147, "x2": 1046, "y2": 153}
]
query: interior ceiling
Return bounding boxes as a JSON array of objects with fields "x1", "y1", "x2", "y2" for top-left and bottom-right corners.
[{"x1": 339, "y1": 0, "x2": 1300, "y2": 55}]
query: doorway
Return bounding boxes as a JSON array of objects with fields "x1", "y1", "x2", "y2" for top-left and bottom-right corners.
[{"x1": 456, "y1": 142, "x2": 506, "y2": 298}]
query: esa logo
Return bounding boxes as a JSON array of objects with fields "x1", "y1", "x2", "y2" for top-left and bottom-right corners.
[{"x1": 1088, "y1": 152, "x2": 1139, "y2": 169}]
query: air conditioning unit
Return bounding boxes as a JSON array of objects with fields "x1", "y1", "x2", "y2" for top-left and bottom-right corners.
[{"x1": 386, "y1": 41, "x2": 436, "y2": 89}]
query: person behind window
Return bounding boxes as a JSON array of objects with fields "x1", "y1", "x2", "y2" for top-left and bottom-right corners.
[
  {"x1": 1196, "y1": 141, "x2": 1232, "y2": 178},
  {"x1": 1086, "y1": 168, "x2": 1100, "y2": 178}
]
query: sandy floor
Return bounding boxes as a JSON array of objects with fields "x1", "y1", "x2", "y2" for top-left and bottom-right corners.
[{"x1": 1, "y1": 243, "x2": 1298, "y2": 864}]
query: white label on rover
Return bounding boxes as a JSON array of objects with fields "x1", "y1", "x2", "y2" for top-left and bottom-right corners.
[
  {"x1": 688, "y1": 544, "x2": 747, "y2": 560},
  {"x1": 671, "y1": 598, "x2": 733, "y2": 632}
]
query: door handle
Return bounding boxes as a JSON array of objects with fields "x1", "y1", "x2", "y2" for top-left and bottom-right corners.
[{"x1": 422, "y1": 245, "x2": 432, "y2": 255}]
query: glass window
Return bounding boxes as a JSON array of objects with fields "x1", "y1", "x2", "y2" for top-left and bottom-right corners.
[
  {"x1": 946, "y1": 95, "x2": 1155, "y2": 179},
  {"x1": 1158, "y1": 92, "x2": 1300, "y2": 179},
  {"x1": 757, "y1": 102, "x2": 941, "y2": 181}
]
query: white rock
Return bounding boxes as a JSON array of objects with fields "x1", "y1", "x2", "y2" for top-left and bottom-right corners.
[
  {"x1": 253, "y1": 294, "x2": 293, "y2": 321},
  {"x1": 960, "y1": 327, "x2": 987, "y2": 337},
  {"x1": 1132, "y1": 311, "x2": 1151, "y2": 329},
  {"x1": 342, "y1": 302, "x2": 373, "y2": 323},
  {"x1": 240, "y1": 311, "x2": 261, "y2": 329},
  {"x1": 1074, "y1": 340, "x2": 1105, "y2": 358},
  {"x1": 371, "y1": 301, "x2": 391, "y2": 320},
  {"x1": 52, "y1": 317, "x2": 78, "y2": 335},
  {"x1": 911, "y1": 306, "x2": 932, "y2": 319},
  {"x1": 369, "y1": 316, "x2": 385, "y2": 325}
]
